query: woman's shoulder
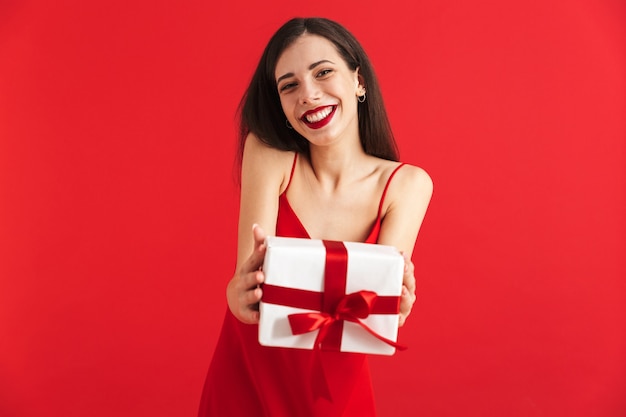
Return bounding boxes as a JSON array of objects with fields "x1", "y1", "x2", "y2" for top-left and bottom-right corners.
[
  {"x1": 374, "y1": 159, "x2": 433, "y2": 251},
  {"x1": 243, "y1": 132, "x2": 295, "y2": 160},
  {"x1": 375, "y1": 158, "x2": 433, "y2": 192},
  {"x1": 396, "y1": 162, "x2": 433, "y2": 191},
  {"x1": 242, "y1": 132, "x2": 297, "y2": 193},
  {"x1": 374, "y1": 158, "x2": 433, "y2": 213}
]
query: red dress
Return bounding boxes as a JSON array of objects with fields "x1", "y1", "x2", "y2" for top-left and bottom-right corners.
[{"x1": 198, "y1": 155, "x2": 405, "y2": 417}]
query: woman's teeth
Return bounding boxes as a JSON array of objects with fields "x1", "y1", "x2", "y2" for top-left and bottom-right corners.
[{"x1": 305, "y1": 106, "x2": 333, "y2": 123}]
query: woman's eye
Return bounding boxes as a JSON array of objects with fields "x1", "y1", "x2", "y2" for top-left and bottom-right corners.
[
  {"x1": 279, "y1": 83, "x2": 296, "y2": 92},
  {"x1": 317, "y1": 69, "x2": 332, "y2": 77}
]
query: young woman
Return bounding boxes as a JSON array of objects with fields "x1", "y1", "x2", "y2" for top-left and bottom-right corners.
[{"x1": 199, "y1": 17, "x2": 432, "y2": 417}]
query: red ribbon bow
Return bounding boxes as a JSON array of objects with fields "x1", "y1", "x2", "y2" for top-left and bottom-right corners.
[{"x1": 288, "y1": 290, "x2": 406, "y2": 352}]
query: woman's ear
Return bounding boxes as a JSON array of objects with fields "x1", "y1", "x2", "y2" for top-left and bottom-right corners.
[
  {"x1": 355, "y1": 67, "x2": 366, "y2": 95},
  {"x1": 355, "y1": 67, "x2": 366, "y2": 89}
]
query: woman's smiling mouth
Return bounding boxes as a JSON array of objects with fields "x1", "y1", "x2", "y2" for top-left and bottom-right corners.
[{"x1": 301, "y1": 105, "x2": 336, "y2": 129}]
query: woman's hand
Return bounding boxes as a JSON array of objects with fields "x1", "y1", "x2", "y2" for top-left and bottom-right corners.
[
  {"x1": 398, "y1": 252, "x2": 416, "y2": 327},
  {"x1": 226, "y1": 224, "x2": 267, "y2": 324}
]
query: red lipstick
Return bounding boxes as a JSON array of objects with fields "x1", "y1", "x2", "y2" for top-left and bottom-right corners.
[{"x1": 301, "y1": 105, "x2": 336, "y2": 129}]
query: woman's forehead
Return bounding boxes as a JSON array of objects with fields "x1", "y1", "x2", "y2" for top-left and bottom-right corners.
[{"x1": 275, "y1": 35, "x2": 342, "y2": 77}]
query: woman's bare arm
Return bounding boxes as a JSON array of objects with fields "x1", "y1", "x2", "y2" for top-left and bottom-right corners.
[
  {"x1": 226, "y1": 133, "x2": 293, "y2": 324},
  {"x1": 376, "y1": 165, "x2": 433, "y2": 326}
]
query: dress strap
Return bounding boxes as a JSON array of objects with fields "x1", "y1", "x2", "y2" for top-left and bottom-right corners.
[
  {"x1": 284, "y1": 152, "x2": 298, "y2": 193},
  {"x1": 377, "y1": 163, "x2": 406, "y2": 218}
]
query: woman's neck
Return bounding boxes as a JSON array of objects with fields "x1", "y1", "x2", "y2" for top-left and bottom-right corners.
[{"x1": 307, "y1": 139, "x2": 372, "y2": 189}]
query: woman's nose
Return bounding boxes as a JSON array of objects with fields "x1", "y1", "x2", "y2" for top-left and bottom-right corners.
[{"x1": 298, "y1": 79, "x2": 320, "y2": 105}]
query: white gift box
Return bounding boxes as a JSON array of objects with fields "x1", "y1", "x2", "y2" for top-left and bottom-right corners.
[{"x1": 259, "y1": 236, "x2": 404, "y2": 355}]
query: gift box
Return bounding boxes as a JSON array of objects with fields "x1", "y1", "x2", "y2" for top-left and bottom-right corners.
[{"x1": 259, "y1": 236, "x2": 405, "y2": 355}]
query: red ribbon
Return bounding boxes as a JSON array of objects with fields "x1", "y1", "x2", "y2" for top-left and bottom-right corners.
[
  {"x1": 287, "y1": 290, "x2": 407, "y2": 352},
  {"x1": 261, "y1": 240, "x2": 406, "y2": 401}
]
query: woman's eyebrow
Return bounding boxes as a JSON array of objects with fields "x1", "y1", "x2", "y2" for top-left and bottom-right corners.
[
  {"x1": 309, "y1": 59, "x2": 335, "y2": 70},
  {"x1": 276, "y1": 60, "x2": 336, "y2": 84}
]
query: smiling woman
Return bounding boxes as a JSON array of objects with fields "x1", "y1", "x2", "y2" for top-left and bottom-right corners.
[
  {"x1": 275, "y1": 36, "x2": 361, "y2": 144},
  {"x1": 197, "y1": 17, "x2": 432, "y2": 417}
]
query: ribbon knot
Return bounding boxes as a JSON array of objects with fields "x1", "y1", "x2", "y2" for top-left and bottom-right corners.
[{"x1": 288, "y1": 290, "x2": 406, "y2": 351}]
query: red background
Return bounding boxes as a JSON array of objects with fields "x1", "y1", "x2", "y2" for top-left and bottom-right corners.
[{"x1": 1, "y1": 1, "x2": 624, "y2": 416}]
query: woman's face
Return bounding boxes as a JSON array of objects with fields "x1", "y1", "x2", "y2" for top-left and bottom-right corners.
[{"x1": 275, "y1": 34, "x2": 363, "y2": 148}]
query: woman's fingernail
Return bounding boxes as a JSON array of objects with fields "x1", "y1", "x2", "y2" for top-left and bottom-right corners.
[{"x1": 252, "y1": 223, "x2": 258, "y2": 231}]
